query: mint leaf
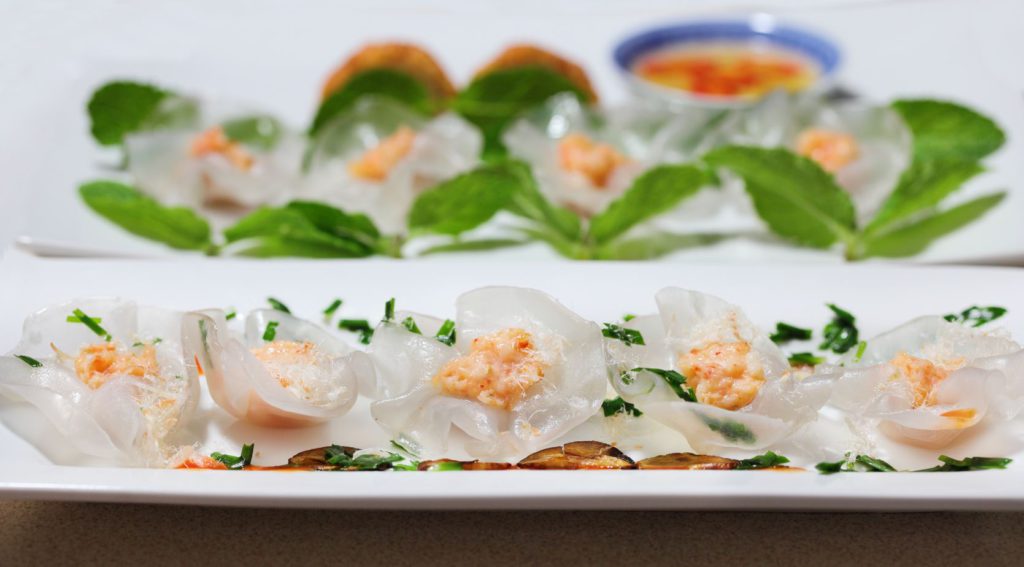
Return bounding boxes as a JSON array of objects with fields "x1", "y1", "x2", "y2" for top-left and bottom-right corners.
[
  {"x1": 501, "y1": 161, "x2": 582, "y2": 242},
  {"x1": 865, "y1": 160, "x2": 984, "y2": 234},
  {"x1": 79, "y1": 180, "x2": 212, "y2": 250},
  {"x1": 222, "y1": 114, "x2": 283, "y2": 151},
  {"x1": 588, "y1": 164, "x2": 706, "y2": 245},
  {"x1": 855, "y1": 192, "x2": 1005, "y2": 259},
  {"x1": 704, "y1": 146, "x2": 856, "y2": 248},
  {"x1": 224, "y1": 205, "x2": 374, "y2": 258},
  {"x1": 283, "y1": 201, "x2": 380, "y2": 247},
  {"x1": 454, "y1": 67, "x2": 587, "y2": 156},
  {"x1": 593, "y1": 231, "x2": 726, "y2": 260},
  {"x1": 310, "y1": 69, "x2": 433, "y2": 135},
  {"x1": 408, "y1": 162, "x2": 527, "y2": 235},
  {"x1": 87, "y1": 81, "x2": 198, "y2": 146},
  {"x1": 419, "y1": 238, "x2": 529, "y2": 256},
  {"x1": 892, "y1": 99, "x2": 1005, "y2": 163}
]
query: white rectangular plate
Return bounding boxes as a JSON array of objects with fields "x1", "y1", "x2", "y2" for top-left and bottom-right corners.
[{"x1": 1, "y1": 250, "x2": 1024, "y2": 510}]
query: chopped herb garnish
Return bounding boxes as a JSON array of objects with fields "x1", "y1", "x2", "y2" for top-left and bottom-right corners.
[
  {"x1": 339, "y1": 318, "x2": 373, "y2": 345},
  {"x1": 323, "y1": 298, "x2": 343, "y2": 320},
  {"x1": 225, "y1": 309, "x2": 237, "y2": 320},
  {"x1": 627, "y1": 367, "x2": 697, "y2": 402},
  {"x1": 14, "y1": 355, "x2": 42, "y2": 368},
  {"x1": 917, "y1": 455, "x2": 1012, "y2": 472},
  {"x1": 435, "y1": 319, "x2": 456, "y2": 346},
  {"x1": 210, "y1": 443, "x2": 254, "y2": 470},
  {"x1": 402, "y1": 316, "x2": 422, "y2": 334},
  {"x1": 389, "y1": 440, "x2": 420, "y2": 458},
  {"x1": 383, "y1": 298, "x2": 396, "y2": 323},
  {"x1": 324, "y1": 445, "x2": 402, "y2": 471},
  {"x1": 424, "y1": 461, "x2": 464, "y2": 472},
  {"x1": 69, "y1": 309, "x2": 111, "y2": 341},
  {"x1": 267, "y1": 297, "x2": 291, "y2": 313},
  {"x1": 602, "y1": 396, "x2": 643, "y2": 418},
  {"x1": 820, "y1": 303, "x2": 859, "y2": 354},
  {"x1": 262, "y1": 321, "x2": 279, "y2": 341},
  {"x1": 770, "y1": 322, "x2": 812, "y2": 344},
  {"x1": 853, "y1": 340, "x2": 867, "y2": 363},
  {"x1": 816, "y1": 453, "x2": 897, "y2": 474},
  {"x1": 788, "y1": 352, "x2": 824, "y2": 367},
  {"x1": 65, "y1": 315, "x2": 103, "y2": 323},
  {"x1": 623, "y1": 314, "x2": 636, "y2": 322},
  {"x1": 736, "y1": 451, "x2": 790, "y2": 470},
  {"x1": 700, "y1": 415, "x2": 756, "y2": 444},
  {"x1": 602, "y1": 323, "x2": 645, "y2": 346},
  {"x1": 943, "y1": 306, "x2": 1007, "y2": 328}
]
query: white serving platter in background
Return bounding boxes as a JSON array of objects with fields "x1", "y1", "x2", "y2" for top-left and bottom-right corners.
[
  {"x1": 1, "y1": 249, "x2": 1024, "y2": 510},
  {"x1": 0, "y1": 0, "x2": 1022, "y2": 265}
]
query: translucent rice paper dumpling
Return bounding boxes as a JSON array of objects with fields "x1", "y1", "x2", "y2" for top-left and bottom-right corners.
[
  {"x1": 0, "y1": 299, "x2": 197, "y2": 467},
  {"x1": 607, "y1": 288, "x2": 831, "y2": 453},
  {"x1": 302, "y1": 97, "x2": 482, "y2": 235},
  {"x1": 182, "y1": 308, "x2": 371, "y2": 428},
  {"x1": 367, "y1": 287, "x2": 607, "y2": 460},
  {"x1": 827, "y1": 316, "x2": 1024, "y2": 448},
  {"x1": 502, "y1": 93, "x2": 652, "y2": 217}
]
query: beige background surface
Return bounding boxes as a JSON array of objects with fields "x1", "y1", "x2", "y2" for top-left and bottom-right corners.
[{"x1": 1, "y1": 501, "x2": 1021, "y2": 565}]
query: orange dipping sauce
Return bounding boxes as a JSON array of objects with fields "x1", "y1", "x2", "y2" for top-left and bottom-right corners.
[{"x1": 632, "y1": 42, "x2": 818, "y2": 99}]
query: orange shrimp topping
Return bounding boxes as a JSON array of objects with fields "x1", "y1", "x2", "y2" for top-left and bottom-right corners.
[
  {"x1": 74, "y1": 343, "x2": 159, "y2": 389},
  {"x1": 432, "y1": 328, "x2": 546, "y2": 410},
  {"x1": 250, "y1": 341, "x2": 318, "y2": 390},
  {"x1": 677, "y1": 341, "x2": 765, "y2": 411},
  {"x1": 190, "y1": 126, "x2": 254, "y2": 171},
  {"x1": 889, "y1": 353, "x2": 964, "y2": 407},
  {"x1": 796, "y1": 128, "x2": 859, "y2": 173},
  {"x1": 557, "y1": 133, "x2": 629, "y2": 188},
  {"x1": 347, "y1": 127, "x2": 417, "y2": 181}
]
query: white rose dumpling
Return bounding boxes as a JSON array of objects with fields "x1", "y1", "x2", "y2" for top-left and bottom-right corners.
[
  {"x1": 608, "y1": 288, "x2": 831, "y2": 453},
  {"x1": 182, "y1": 308, "x2": 369, "y2": 428},
  {"x1": 828, "y1": 316, "x2": 1024, "y2": 447},
  {"x1": 369, "y1": 287, "x2": 607, "y2": 459},
  {"x1": 302, "y1": 97, "x2": 482, "y2": 234},
  {"x1": 0, "y1": 298, "x2": 196, "y2": 466}
]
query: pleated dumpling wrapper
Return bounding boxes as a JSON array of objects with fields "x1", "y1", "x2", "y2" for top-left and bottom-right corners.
[
  {"x1": 126, "y1": 107, "x2": 303, "y2": 209},
  {"x1": 368, "y1": 287, "x2": 607, "y2": 459},
  {"x1": 503, "y1": 93, "x2": 648, "y2": 217},
  {"x1": 827, "y1": 316, "x2": 1024, "y2": 447},
  {"x1": 182, "y1": 308, "x2": 371, "y2": 428},
  {"x1": 302, "y1": 97, "x2": 482, "y2": 234},
  {"x1": 608, "y1": 288, "x2": 831, "y2": 453},
  {"x1": 0, "y1": 299, "x2": 197, "y2": 466}
]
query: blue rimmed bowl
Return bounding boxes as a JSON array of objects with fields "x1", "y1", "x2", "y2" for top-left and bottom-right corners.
[{"x1": 613, "y1": 15, "x2": 841, "y2": 109}]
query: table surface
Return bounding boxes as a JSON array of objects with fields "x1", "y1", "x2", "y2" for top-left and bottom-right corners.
[{"x1": 1, "y1": 500, "x2": 1021, "y2": 565}]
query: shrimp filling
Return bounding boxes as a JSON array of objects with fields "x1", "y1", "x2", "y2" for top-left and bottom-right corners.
[
  {"x1": 557, "y1": 133, "x2": 629, "y2": 188},
  {"x1": 889, "y1": 353, "x2": 964, "y2": 408},
  {"x1": 677, "y1": 341, "x2": 765, "y2": 411},
  {"x1": 432, "y1": 328, "x2": 547, "y2": 410},
  {"x1": 74, "y1": 343, "x2": 160, "y2": 389},
  {"x1": 190, "y1": 126, "x2": 254, "y2": 171},
  {"x1": 348, "y1": 126, "x2": 417, "y2": 181},
  {"x1": 250, "y1": 340, "x2": 345, "y2": 407},
  {"x1": 796, "y1": 128, "x2": 859, "y2": 173}
]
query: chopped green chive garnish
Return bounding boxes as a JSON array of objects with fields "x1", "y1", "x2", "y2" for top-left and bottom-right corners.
[
  {"x1": 267, "y1": 297, "x2": 291, "y2": 313},
  {"x1": 15, "y1": 354, "x2": 42, "y2": 368},
  {"x1": 225, "y1": 309, "x2": 237, "y2": 321},
  {"x1": 944, "y1": 306, "x2": 1007, "y2": 328},
  {"x1": 339, "y1": 319, "x2": 373, "y2": 345},
  {"x1": 770, "y1": 322, "x2": 812, "y2": 344},
  {"x1": 853, "y1": 340, "x2": 867, "y2": 363},
  {"x1": 435, "y1": 319, "x2": 456, "y2": 346},
  {"x1": 626, "y1": 367, "x2": 697, "y2": 402},
  {"x1": 324, "y1": 446, "x2": 402, "y2": 471},
  {"x1": 736, "y1": 451, "x2": 790, "y2": 470},
  {"x1": 816, "y1": 453, "x2": 897, "y2": 474},
  {"x1": 262, "y1": 321, "x2": 279, "y2": 341},
  {"x1": 69, "y1": 309, "x2": 111, "y2": 341},
  {"x1": 788, "y1": 352, "x2": 824, "y2": 366},
  {"x1": 383, "y1": 298, "x2": 395, "y2": 323},
  {"x1": 402, "y1": 316, "x2": 422, "y2": 334},
  {"x1": 918, "y1": 455, "x2": 1012, "y2": 472},
  {"x1": 602, "y1": 323, "x2": 645, "y2": 346},
  {"x1": 211, "y1": 443, "x2": 255, "y2": 470},
  {"x1": 424, "y1": 461, "x2": 464, "y2": 472},
  {"x1": 816, "y1": 453, "x2": 1010, "y2": 474},
  {"x1": 602, "y1": 396, "x2": 643, "y2": 418},
  {"x1": 700, "y1": 415, "x2": 756, "y2": 444},
  {"x1": 390, "y1": 440, "x2": 420, "y2": 458},
  {"x1": 820, "y1": 303, "x2": 858, "y2": 354},
  {"x1": 622, "y1": 314, "x2": 636, "y2": 322},
  {"x1": 323, "y1": 298, "x2": 343, "y2": 319}
]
